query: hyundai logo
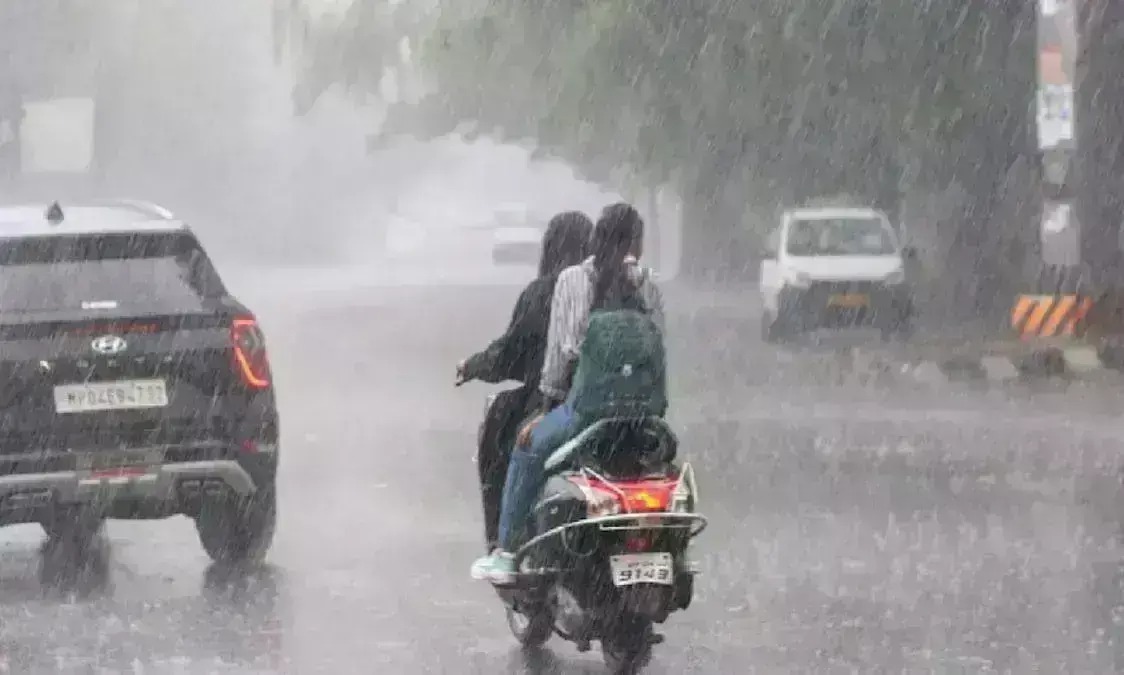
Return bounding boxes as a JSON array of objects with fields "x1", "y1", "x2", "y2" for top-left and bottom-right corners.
[{"x1": 91, "y1": 335, "x2": 127, "y2": 355}]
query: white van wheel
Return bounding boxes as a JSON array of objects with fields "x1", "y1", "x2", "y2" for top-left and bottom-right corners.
[{"x1": 761, "y1": 311, "x2": 785, "y2": 343}]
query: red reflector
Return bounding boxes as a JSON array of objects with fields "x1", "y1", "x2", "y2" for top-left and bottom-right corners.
[
  {"x1": 624, "y1": 534, "x2": 652, "y2": 552},
  {"x1": 91, "y1": 466, "x2": 147, "y2": 479},
  {"x1": 241, "y1": 440, "x2": 258, "y2": 453}
]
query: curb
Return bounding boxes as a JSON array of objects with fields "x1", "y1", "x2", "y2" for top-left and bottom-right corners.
[{"x1": 902, "y1": 345, "x2": 1112, "y2": 384}]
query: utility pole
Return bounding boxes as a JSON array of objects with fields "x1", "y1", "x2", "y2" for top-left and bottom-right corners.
[{"x1": 1038, "y1": 0, "x2": 1076, "y2": 269}]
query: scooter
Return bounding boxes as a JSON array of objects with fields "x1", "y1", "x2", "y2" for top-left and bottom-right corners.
[{"x1": 480, "y1": 407, "x2": 706, "y2": 673}]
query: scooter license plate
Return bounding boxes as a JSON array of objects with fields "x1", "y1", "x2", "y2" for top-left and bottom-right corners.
[{"x1": 609, "y1": 552, "x2": 674, "y2": 587}]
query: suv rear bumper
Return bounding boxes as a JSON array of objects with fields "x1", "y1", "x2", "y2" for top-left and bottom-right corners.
[
  {"x1": 0, "y1": 445, "x2": 276, "y2": 525},
  {"x1": 1, "y1": 459, "x2": 255, "y2": 501}
]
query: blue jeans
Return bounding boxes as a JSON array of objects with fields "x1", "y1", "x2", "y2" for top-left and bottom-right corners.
[{"x1": 496, "y1": 401, "x2": 576, "y2": 550}]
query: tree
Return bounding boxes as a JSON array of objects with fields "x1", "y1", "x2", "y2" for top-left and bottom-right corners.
[
  {"x1": 299, "y1": 0, "x2": 1037, "y2": 309},
  {"x1": 284, "y1": 0, "x2": 406, "y2": 115}
]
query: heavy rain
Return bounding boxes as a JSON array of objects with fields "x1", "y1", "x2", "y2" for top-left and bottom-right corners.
[{"x1": 3, "y1": 0, "x2": 1124, "y2": 673}]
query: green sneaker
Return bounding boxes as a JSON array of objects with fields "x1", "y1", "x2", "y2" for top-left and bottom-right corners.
[
  {"x1": 469, "y1": 550, "x2": 516, "y2": 584},
  {"x1": 487, "y1": 551, "x2": 517, "y2": 585},
  {"x1": 470, "y1": 552, "x2": 497, "y2": 581}
]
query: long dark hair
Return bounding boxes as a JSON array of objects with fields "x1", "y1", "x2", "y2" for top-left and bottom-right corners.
[
  {"x1": 538, "y1": 211, "x2": 593, "y2": 278},
  {"x1": 590, "y1": 202, "x2": 644, "y2": 309}
]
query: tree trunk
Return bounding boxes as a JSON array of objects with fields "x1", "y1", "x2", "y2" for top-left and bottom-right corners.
[
  {"x1": 944, "y1": 115, "x2": 1033, "y2": 323},
  {"x1": 679, "y1": 179, "x2": 722, "y2": 280},
  {"x1": 1075, "y1": 4, "x2": 1124, "y2": 286},
  {"x1": 679, "y1": 150, "x2": 737, "y2": 281},
  {"x1": 940, "y1": 2, "x2": 1034, "y2": 322}
]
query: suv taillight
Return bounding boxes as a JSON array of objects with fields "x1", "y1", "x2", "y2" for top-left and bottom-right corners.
[{"x1": 231, "y1": 316, "x2": 271, "y2": 389}]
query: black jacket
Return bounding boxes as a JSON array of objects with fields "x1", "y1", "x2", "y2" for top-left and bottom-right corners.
[{"x1": 463, "y1": 276, "x2": 555, "y2": 389}]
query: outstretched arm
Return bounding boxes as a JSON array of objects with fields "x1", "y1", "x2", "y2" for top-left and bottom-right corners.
[{"x1": 462, "y1": 284, "x2": 537, "y2": 383}]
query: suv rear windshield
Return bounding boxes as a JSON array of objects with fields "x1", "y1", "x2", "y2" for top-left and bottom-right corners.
[
  {"x1": 0, "y1": 232, "x2": 226, "y2": 313},
  {"x1": 786, "y1": 217, "x2": 896, "y2": 256}
]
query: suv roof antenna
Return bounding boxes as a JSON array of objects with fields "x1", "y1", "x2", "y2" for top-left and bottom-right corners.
[{"x1": 45, "y1": 202, "x2": 64, "y2": 225}]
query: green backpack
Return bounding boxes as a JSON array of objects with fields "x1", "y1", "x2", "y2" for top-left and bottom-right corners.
[{"x1": 568, "y1": 277, "x2": 667, "y2": 429}]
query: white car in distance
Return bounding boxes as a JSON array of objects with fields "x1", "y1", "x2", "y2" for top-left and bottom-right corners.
[
  {"x1": 490, "y1": 205, "x2": 544, "y2": 266},
  {"x1": 759, "y1": 206, "x2": 916, "y2": 342}
]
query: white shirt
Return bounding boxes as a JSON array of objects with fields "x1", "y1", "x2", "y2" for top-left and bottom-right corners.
[{"x1": 539, "y1": 255, "x2": 664, "y2": 399}]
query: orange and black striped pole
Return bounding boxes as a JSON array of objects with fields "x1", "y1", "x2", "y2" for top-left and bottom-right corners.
[{"x1": 1010, "y1": 293, "x2": 1093, "y2": 338}]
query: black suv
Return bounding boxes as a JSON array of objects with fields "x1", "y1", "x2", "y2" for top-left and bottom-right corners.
[{"x1": 0, "y1": 200, "x2": 279, "y2": 564}]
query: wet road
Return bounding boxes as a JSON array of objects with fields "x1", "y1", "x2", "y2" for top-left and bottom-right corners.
[{"x1": 5, "y1": 280, "x2": 1124, "y2": 673}]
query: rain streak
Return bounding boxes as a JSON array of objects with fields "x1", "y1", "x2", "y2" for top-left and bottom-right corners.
[{"x1": 4, "y1": 1, "x2": 1124, "y2": 673}]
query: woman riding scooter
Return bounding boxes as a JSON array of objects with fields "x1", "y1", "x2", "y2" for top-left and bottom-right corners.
[
  {"x1": 456, "y1": 212, "x2": 593, "y2": 553},
  {"x1": 471, "y1": 202, "x2": 665, "y2": 583}
]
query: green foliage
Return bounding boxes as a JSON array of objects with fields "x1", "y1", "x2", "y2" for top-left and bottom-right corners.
[
  {"x1": 295, "y1": 0, "x2": 1033, "y2": 198},
  {"x1": 288, "y1": 1, "x2": 405, "y2": 113},
  {"x1": 298, "y1": 0, "x2": 1036, "y2": 290}
]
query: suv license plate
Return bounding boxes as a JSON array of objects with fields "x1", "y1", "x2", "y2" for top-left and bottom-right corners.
[{"x1": 54, "y1": 379, "x2": 169, "y2": 414}]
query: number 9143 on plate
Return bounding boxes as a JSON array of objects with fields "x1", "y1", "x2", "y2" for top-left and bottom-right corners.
[{"x1": 609, "y1": 552, "x2": 675, "y2": 587}]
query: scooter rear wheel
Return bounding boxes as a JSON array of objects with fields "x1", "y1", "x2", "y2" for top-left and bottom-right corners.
[
  {"x1": 601, "y1": 616, "x2": 654, "y2": 674},
  {"x1": 505, "y1": 604, "x2": 553, "y2": 648}
]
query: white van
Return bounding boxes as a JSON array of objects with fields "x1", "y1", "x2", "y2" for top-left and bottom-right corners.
[{"x1": 759, "y1": 206, "x2": 915, "y2": 342}]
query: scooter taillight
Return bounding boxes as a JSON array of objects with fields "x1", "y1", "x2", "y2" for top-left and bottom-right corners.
[
  {"x1": 621, "y1": 487, "x2": 671, "y2": 512},
  {"x1": 586, "y1": 486, "x2": 624, "y2": 517},
  {"x1": 574, "y1": 476, "x2": 677, "y2": 515}
]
